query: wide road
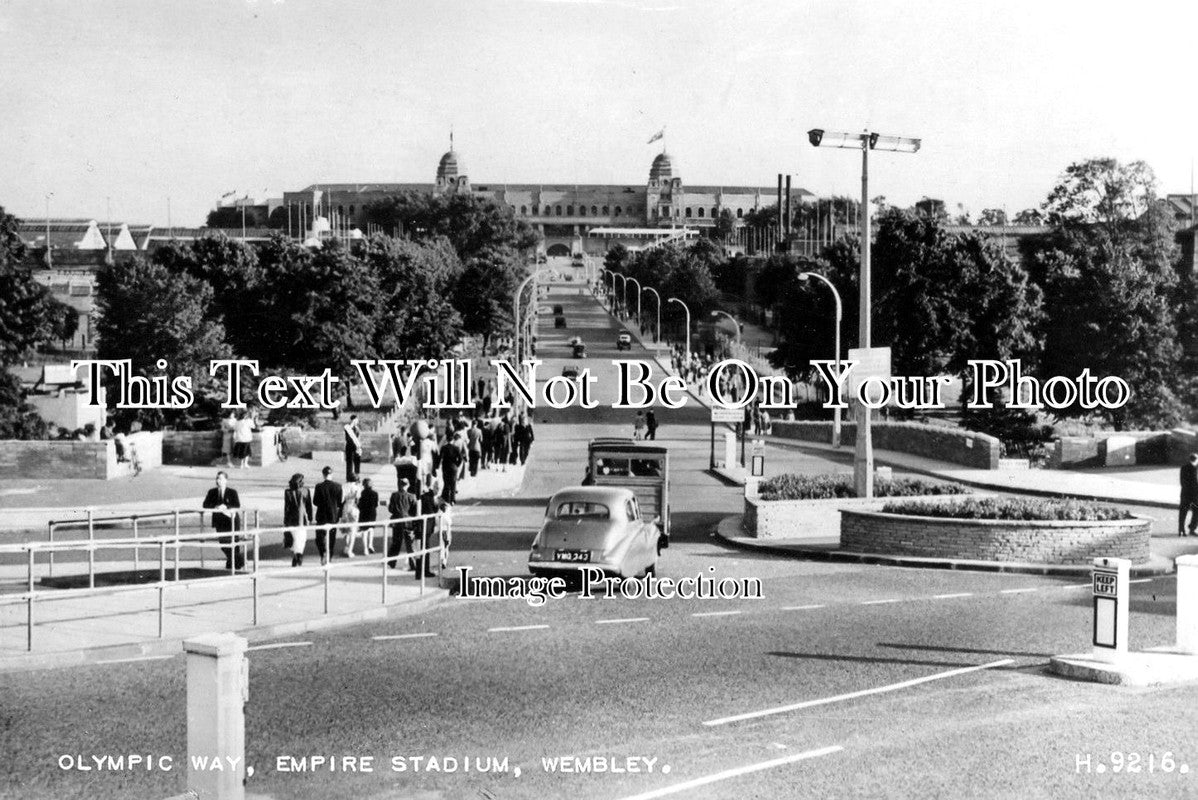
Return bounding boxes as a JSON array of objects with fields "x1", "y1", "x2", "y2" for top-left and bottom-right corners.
[{"x1": 4, "y1": 278, "x2": 1197, "y2": 800}]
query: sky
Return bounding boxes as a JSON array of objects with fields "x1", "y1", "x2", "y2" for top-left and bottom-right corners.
[{"x1": 2, "y1": 0, "x2": 1195, "y2": 227}]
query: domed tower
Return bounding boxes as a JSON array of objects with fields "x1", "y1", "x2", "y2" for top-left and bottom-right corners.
[
  {"x1": 647, "y1": 151, "x2": 682, "y2": 225},
  {"x1": 435, "y1": 148, "x2": 469, "y2": 195}
]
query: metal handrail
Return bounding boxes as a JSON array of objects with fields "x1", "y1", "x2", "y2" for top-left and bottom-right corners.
[{"x1": 0, "y1": 512, "x2": 452, "y2": 652}]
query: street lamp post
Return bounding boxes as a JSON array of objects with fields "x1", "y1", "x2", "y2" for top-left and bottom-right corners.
[
  {"x1": 643, "y1": 287, "x2": 662, "y2": 345},
  {"x1": 710, "y1": 310, "x2": 741, "y2": 346},
  {"x1": 808, "y1": 127, "x2": 920, "y2": 498},
  {"x1": 799, "y1": 271, "x2": 843, "y2": 449},
  {"x1": 513, "y1": 266, "x2": 548, "y2": 365},
  {"x1": 667, "y1": 297, "x2": 691, "y2": 363},
  {"x1": 626, "y1": 277, "x2": 642, "y2": 329},
  {"x1": 612, "y1": 273, "x2": 628, "y2": 318}
]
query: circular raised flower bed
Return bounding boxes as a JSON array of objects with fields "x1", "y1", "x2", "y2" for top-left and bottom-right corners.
[{"x1": 839, "y1": 498, "x2": 1150, "y2": 564}]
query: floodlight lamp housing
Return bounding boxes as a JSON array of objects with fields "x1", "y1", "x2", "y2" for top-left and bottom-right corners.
[{"x1": 808, "y1": 129, "x2": 824, "y2": 147}]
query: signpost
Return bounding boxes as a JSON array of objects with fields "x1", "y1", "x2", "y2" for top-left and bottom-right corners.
[
  {"x1": 709, "y1": 405, "x2": 742, "y2": 469},
  {"x1": 846, "y1": 346, "x2": 891, "y2": 497},
  {"x1": 1091, "y1": 557, "x2": 1129, "y2": 662}
]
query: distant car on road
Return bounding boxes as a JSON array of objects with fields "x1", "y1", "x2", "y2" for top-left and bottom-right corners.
[
  {"x1": 561, "y1": 363, "x2": 582, "y2": 379},
  {"x1": 616, "y1": 332, "x2": 632, "y2": 351},
  {"x1": 572, "y1": 342, "x2": 587, "y2": 358},
  {"x1": 528, "y1": 486, "x2": 660, "y2": 579},
  {"x1": 554, "y1": 315, "x2": 567, "y2": 329}
]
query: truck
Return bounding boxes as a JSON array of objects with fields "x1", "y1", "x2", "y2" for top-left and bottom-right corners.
[{"x1": 583, "y1": 438, "x2": 670, "y2": 551}]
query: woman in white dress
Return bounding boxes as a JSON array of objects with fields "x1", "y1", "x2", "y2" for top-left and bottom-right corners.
[{"x1": 340, "y1": 473, "x2": 363, "y2": 557}]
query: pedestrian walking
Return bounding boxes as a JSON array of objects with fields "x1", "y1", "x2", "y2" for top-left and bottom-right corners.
[
  {"x1": 220, "y1": 411, "x2": 237, "y2": 467},
  {"x1": 440, "y1": 438, "x2": 463, "y2": 504},
  {"x1": 1180, "y1": 453, "x2": 1198, "y2": 536},
  {"x1": 467, "y1": 419, "x2": 483, "y2": 476},
  {"x1": 645, "y1": 409, "x2": 658, "y2": 441},
  {"x1": 387, "y1": 477, "x2": 419, "y2": 570},
  {"x1": 202, "y1": 471, "x2": 243, "y2": 571},
  {"x1": 340, "y1": 473, "x2": 364, "y2": 557},
  {"x1": 232, "y1": 411, "x2": 255, "y2": 469},
  {"x1": 359, "y1": 477, "x2": 379, "y2": 554},
  {"x1": 514, "y1": 415, "x2": 535, "y2": 464},
  {"x1": 494, "y1": 415, "x2": 512, "y2": 472},
  {"x1": 633, "y1": 411, "x2": 646, "y2": 440},
  {"x1": 344, "y1": 414, "x2": 362, "y2": 482},
  {"x1": 282, "y1": 473, "x2": 313, "y2": 567},
  {"x1": 312, "y1": 466, "x2": 342, "y2": 565}
]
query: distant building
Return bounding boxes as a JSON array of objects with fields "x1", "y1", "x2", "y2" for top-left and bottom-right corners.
[{"x1": 280, "y1": 149, "x2": 811, "y2": 256}]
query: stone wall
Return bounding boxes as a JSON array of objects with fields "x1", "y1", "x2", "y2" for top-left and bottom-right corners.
[
  {"x1": 770, "y1": 420, "x2": 1002, "y2": 469},
  {"x1": 0, "y1": 440, "x2": 113, "y2": 479},
  {"x1": 1050, "y1": 432, "x2": 1171, "y2": 469},
  {"x1": 840, "y1": 510, "x2": 1150, "y2": 564},
  {"x1": 744, "y1": 494, "x2": 968, "y2": 540},
  {"x1": 163, "y1": 427, "x2": 279, "y2": 467}
]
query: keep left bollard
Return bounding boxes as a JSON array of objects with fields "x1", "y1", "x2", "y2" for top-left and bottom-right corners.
[
  {"x1": 184, "y1": 633, "x2": 248, "y2": 800},
  {"x1": 1176, "y1": 554, "x2": 1198, "y2": 655}
]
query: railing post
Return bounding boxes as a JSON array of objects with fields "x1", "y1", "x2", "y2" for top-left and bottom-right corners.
[
  {"x1": 159, "y1": 540, "x2": 167, "y2": 639},
  {"x1": 27, "y1": 547, "x2": 35, "y2": 652},
  {"x1": 184, "y1": 633, "x2": 247, "y2": 800},
  {"x1": 133, "y1": 516, "x2": 140, "y2": 574},
  {"x1": 88, "y1": 533, "x2": 95, "y2": 590},
  {"x1": 381, "y1": 524, "x2": 388, "y2": 605},
  {"x1": 47, "y1": 521, "x2": 54, "y2": 577},
  {"x1": 251, "y1": 533, "x2": 260, "y2": 626},
  {"x1": 86, "y1": 508, "x2": 94, "y2": 543},
  {"x1": 323, "y1": 566, "x2": 330, "y2": 615},
  {"x1": 419, "y1": 526, "x2": 426, "y2": 597}
]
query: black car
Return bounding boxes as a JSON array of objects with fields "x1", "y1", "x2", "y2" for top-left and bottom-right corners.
[{"x1": 554, "y1": 315, "x2": 567, "y2": 329}]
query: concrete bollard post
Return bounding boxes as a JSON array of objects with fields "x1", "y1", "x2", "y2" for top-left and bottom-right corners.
[
  {"x1": 744, "y1": 477, "x2": 760, "y2": 499},
  {"x1": 1176, "y1": 555, "x2": 1198, "y2": 655},
  {"x1": 1091, "y1": 557, "x2": 1130, "y2": 663},
  {"x1": 723, "y1": 430, "x2": 736, "y2": 469},
  {"x1": 184, "y1": 633, "x2": 248, "y2": 800}
]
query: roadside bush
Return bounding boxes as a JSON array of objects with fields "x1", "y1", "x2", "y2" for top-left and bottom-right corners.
[
  {"x1": 881, "y1": 496, "x2": 1133, "y2": 521},
  {"x1": 758, "y1": 473, "x2": 968, "y2": 501}
]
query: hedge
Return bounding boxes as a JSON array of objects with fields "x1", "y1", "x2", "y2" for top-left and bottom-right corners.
[
  {"x1": 881, "y1": 496, "x2": 1133, "y2": 521},
  {"x1": 757, "y1": 473, "x2": 968, "y2": 502}
]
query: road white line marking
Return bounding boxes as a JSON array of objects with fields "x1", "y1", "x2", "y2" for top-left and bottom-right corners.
[
  {"x1": 702, "y1": 659, "x2": 1014, "y2": 727},
  {"x1": 487, "y1": 624, "x2": 550, "y2": 633},
  {"x1": 1000, "y1": 588, "x2": 1039, "y2": 594},
  {"x1": 692, "y1": 610, "x2": 742, "y2": 618},
  {"x1": 1062, "y1": 583, "x2": 1091, "y2": 589},
  {"x1": 1129, "y1": 578, "x2": 1153, "y2": 584},
  {"x1": 932, "y1": 593, "x2": 973, "y2": 599},
  {"x1": 860, "y1": 599, "x2": 901, "y2": 605},
  {"x1": 781, "y1": 604, "x2": 826, "y2": 611},
  {"x1": 612, "y1": 746, "x2": 843, "y2": 800},
  {"x1": 94, "y1": 655, "x2": 174, "y2": 665},
  {"x1": 371, "y1": 633, "x2": 439, "y2": 641},
  {"x1": 247, "y1": 641, "x2": 312, "y2": 651},
  {"x1": 595, "y1": 617, "x2": 650, "y2": 625}
]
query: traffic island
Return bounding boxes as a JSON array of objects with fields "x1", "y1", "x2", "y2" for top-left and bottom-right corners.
[{"x1": 1050, "y1": 555, "x2": 1198, "y2": 686}]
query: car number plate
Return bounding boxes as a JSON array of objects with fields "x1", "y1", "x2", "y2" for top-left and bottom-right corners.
[{"x1": 554, "y1": 549, "x2": 591, "y2": 563}]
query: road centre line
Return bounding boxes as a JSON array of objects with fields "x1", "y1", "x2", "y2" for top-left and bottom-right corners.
[
  {"x1": 932, "y1": 593, "x2": 973, "y2": 599},
  {"x1": 1062, "y1": 583, "x2": 1091, "y2": 589},
  {"x1": 1000, "y1": 588, "x2": 1039, "y2": 594},
  {"x1": 247, "y1": 641, "x2": 312, "y2": 651},
  {"x1": 781, "y1": 604, "x2": 826, "y2": 611},
  {"x1": 612, "y1": 746, "x2": 843, "y2": 800},
  {"x1": 94, "y1": 654, "x2": 175, "y2": 665},
  {"x1": 1129, "y1": 578, "x2": 1153, "y2": 584},
  {"x1": 860, "y1": 599, "x2": 901, "y2": 605},
  {"x1": 692, "y1": 610, "x2": 743, "y2": 617},
  {"x1": 372, "y1": 633, "x2": 439, "y2": 641},
  {"x1": 488, "y1": 624, "x2": 550, "y2": 633},
  {"x1": 702, "y1": 659, "x2": 1014, "y2": 727},
  {"x1": 595, "y1": 617, "x2": 650, "y2": 625}
]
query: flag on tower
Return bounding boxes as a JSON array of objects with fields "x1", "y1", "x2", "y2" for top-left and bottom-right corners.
[{"x1": 647, "y1": 128, "x2": 664, "y2": 145}]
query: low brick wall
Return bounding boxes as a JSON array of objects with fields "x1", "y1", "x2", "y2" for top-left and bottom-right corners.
[
  {"x1": 1169, "y1": 429, "x2": 1197, "y2": 466},
  {"x1": 163, "y1": 427, "x2": 279, "y2": 467},
  {"x1": 745, "y1": 494, "x2": 967, "y2": 540},
  {"x1": 770, "y1": 420, "x2": 1001, "y2": 469},
  {"x1": 839, "y1": 509, "x2": 1150, "y2": 564},
  {"x1": 280, "y1": 429, "x2": 391, "y2": 462},
  {"x1": 0, "y1": 432, "x2": 162, "y2": 479}
]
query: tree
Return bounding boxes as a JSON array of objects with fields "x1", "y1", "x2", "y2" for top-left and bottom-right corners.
[
  {"x1": 978, "y1": 208, "x2": 1008, "y2": 226},
  {"x1": 453, "y1": 246, "x2": 527, "y2": 346},
  {"x1": 364, "y1": 192, "x2": 539, "y2": 263},
  {"x1": 1012, "y1": 208, "x2": 1044, "y2": 226},
  {"x1": 151, "y1": 235, "x2": 265, "y2": 361},
  {"x1": 94, "y1": 256, "x2": 233, "y2": 426},
  {"x1": 364, "y1": 235, "x2": 464, "y2": 359},
  {"x1": 0, "y1": 207, "x2": 76, "y2": 365},
  {"x1": 205, "y1": 205, "x2": 268, "y2": 229},
  {"x1": 604, "y1": 243, "x2": 630, "y2": 276},
  {"x1": 1031, "y1": 158, "x2": 1185, "y2": 428},
  {"x1": 713, "y1": 209, "x2": 735, "y2": 242}
]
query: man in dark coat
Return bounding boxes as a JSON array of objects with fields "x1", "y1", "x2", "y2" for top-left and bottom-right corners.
[
  {"x1": 358, "y1": 477, "x2": 380, "y2": 554},
  {"x1": 513, "y1": 415, "x2": 535, "y2": 465},
  {"x1": 1181, "y1": 453, "x2": 1198, "y2": 536},
  {"x1": 313, "y1": 466, "x2": 343, "y2": 565},
  {"x1": 645, "y1": 409, "x2": 658, "y2": 441},
  {"x1": 202, "y1": 471, "x2": 243, "y2": 570},
  {"x1": 387, "y1": 477, "x2": 419, "y2": 569},
  {"x1": 440, "y1": 439, "x2": 463, "y2": 504}
]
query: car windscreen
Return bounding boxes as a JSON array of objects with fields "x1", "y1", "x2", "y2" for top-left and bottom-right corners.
[{"x1": 554, "y1": 501, "x2": 610, "y2": 520}]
